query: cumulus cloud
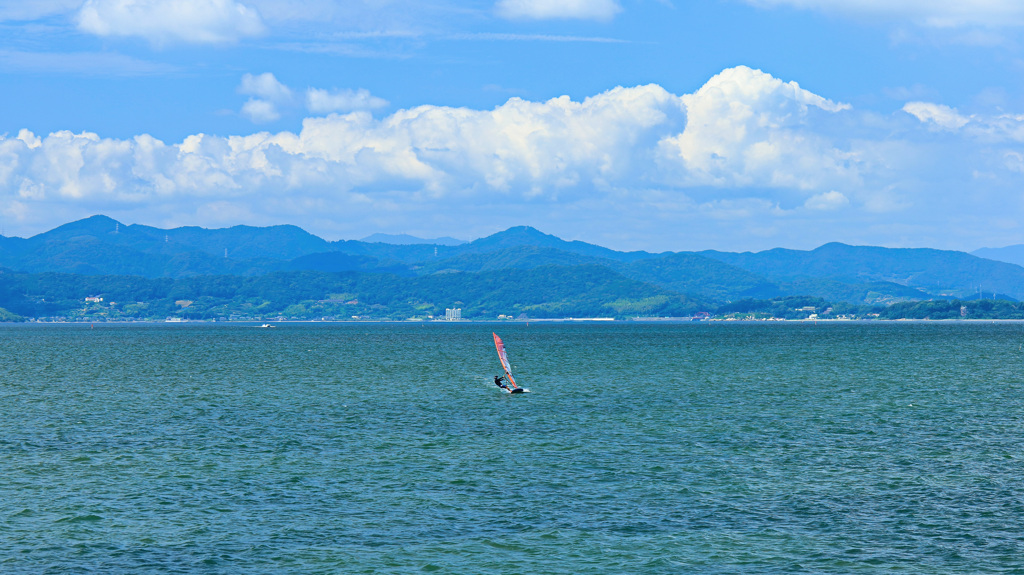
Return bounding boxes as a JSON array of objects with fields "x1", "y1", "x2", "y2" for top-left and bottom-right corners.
[
  {"x1": 306, "y1": 88, "x2": 388, "y2": 114},
  {"x1": 2, "y1": 65, "x2": 1004, "y2": 248},
  {"x1": 0, "y1": 67, "x2": 869, "y2": 232},
  {"x1": 742, "y1": 0, "x2": 1024, "y2": 28},
  {"x1": 496, "y1": 0, "x2": 621, "y2": 21},
  {"x1": 77, "y1": 0, "x2": 266, "y2": 45},
  {"x1": 659, "y1": 66, "x2": 856, "y2": 190},
  {"x1": 0, "y1": 83, "x2": 683, "y2": 206}
]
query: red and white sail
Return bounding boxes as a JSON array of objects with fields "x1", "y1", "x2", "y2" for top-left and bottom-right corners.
[{"x1": 492, "y1": 332, "x2": 519, "y2": 389}]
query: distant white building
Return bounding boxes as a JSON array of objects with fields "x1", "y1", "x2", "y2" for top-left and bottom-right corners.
[
  {"x1": 85, "y1": 296, "x2": 103, "y2": 303},
  {"x1": 445, "y1": 308, "x2": 462, "y2": 321}
]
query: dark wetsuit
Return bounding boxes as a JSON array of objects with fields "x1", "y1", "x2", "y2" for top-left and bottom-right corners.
[{"x1": 494, "y1": 375, "x2": 509, "y2": 390}]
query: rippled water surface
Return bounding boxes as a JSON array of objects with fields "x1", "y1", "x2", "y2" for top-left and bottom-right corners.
[{"x1": 3, "y1": 322, "x2": 1024, "y2": 573}]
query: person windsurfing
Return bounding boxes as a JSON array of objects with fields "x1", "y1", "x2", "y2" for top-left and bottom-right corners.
[{"x1": 492, "y1": 332, "x2": 529, "y2": 394}]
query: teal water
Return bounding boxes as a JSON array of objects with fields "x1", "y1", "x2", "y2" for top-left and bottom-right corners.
[{"x1": 2, "y1": 322, "x2": 1024, "y2": 573}]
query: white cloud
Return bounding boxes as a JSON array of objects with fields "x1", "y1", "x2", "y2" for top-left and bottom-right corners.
[
  {"x1": 903, "y1": 101, "x2": 1024, "y2": 142},
  {"x1": 238, "y1": 72, "x2": 293, "y2": 123},
  {"x1": 659, "y1": 66, "x2": 856, "y2": 190},
  {"x1": 243, "y1": 0, "x2": 455, "y2": 34},
  {"x1": 239, "y1": 72, "x2": 292, "y2": 102},
  {"x1": 804, "y1": 190, "x2": 849, "y2": 211},
  {"x1": 306, "y1": 88, "x2": 388, "y2": 114},
  {"x1": 17, "y1": 129, "x2": 42, "y2": 148},
  {"x1": 902, "y1": 102, "x2": 969, "y2": 130},
  {"x1": 449, "y1": 32, "x2": 626, "y2": 43},
  {"x1": 496, "y1": 0, "x2": 621, "y2": 21},
  {"x1": 742, "y1": 0, "x2": 1024, "y2": 28},
  {"x1": 1003, "y1": 152, "x2": 1024, "y2": 173},
  {"x1": 77, "y1": 0, "x2": 265, "y2": 45},
  {"x1": 1, "y1": 65, "x2": 1015, "y2": 250},
  {"x1": 241, "y1": 99, "x2": 280, "y2": 123},
  {"x1": 238, "y1": 74, "x2": 388, "y2": 123},
  {"x1": 0, "y1": 82, "x2": 684, "y2": 226},
  {"x1": 0, "y1": 67, "x2": 867, "y2": 228}
]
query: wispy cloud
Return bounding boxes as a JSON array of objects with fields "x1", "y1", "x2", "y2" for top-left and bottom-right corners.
[
  {"x1": 903, "y1": 102, "x2": 970, "y2": 131},
  {"x1": 903, "y1": 101, "x2": 1024, "y2": 142},
  {"x1": 240, "y1": 99, "x2": 280, "y2": 123},
  {"x1": 306, "y1": 88, "x2": 388, "y2": 114},
  {"x1": 0, "y1": 0, "x2": 83, "y2": 21},
  {"x1": 237, "y1": 72, "x2": 293, "y2": 123},
  {"x1": 239, "y1": 72, "x2": 293, "y2": 102},
  {"x1": 270, "y1": 40, "x2": 416, "y2": 59},
  {"x1": 495, "y1": 0, "x2": 622, "y2": 21},
  {"x1": 743, "y1": 0, "x2": 1024, "y2": 28},
  {"x1": 449, "y1": 32, "x2": 627, "y2": 43},
  {"x1": 0, "y1": 49, "x2": 176, "y2": 75},
  {"x1": 77, "y1": 0, "x2": 266, "y2": 45},
  {"x1": 236, "y1": 73, "x2": 389, "y2": 122},
  {"x1": 804, "y1": 190, "x2": 850, "y2": 211},
  {"x1": 273, "y1": 31, "x2": 627, "y2": 60}
]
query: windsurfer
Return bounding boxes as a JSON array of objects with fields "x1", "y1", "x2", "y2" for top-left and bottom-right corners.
[{"x1": 492, "y1": 333, "x2": 528, "y2": 393}]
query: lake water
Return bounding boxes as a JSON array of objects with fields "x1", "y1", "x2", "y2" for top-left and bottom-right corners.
[{"x1": 2, "y1": 322, "x2": 1024, "y2": 573}]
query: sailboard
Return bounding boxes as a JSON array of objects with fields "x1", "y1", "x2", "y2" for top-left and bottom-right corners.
[{"x1": 493, "y1": 332, "x2": 529, "y2": 394}]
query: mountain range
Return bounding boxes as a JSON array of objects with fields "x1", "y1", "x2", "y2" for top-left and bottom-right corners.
[
  {"x1": 2, "y1": 215, "x2": 1023, "y2": 308},
  {"x1": 360, "y1": 233, "x2": 465, "y2": 246},
  {"x1": 972, "y1": 245, "x2": 1024, "y2": 268}
]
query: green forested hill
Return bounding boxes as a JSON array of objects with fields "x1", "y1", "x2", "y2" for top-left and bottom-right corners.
[
  {"x1": 417, "y1": 246, "x2": 613, "y2": 274},
  {"x1": 614, "y1": 252, "x2": 779, "y2": 301},
  {"x1": 4, "y1": 216, "x2": 1024, "y2": 315},
  {"x1": 28, "y1": 215, "x2": 333, "y2": 260},
  {"x1": 0, "y1": 215, "x2": 331, "y2": 277},
  {"x1": 0, "y1": 264, "x2": 703, "y2": 321},
  {"x1": 775, "y1": 278, "x2": 931, "y2": 305},
  {"x1": 445, "y1": 225, "x2": 655, "y2": 262}
]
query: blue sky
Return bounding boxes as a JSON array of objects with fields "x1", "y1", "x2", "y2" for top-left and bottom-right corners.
[{"x1": 2, "y1": 0, "x2": 1024, "y2": 252}]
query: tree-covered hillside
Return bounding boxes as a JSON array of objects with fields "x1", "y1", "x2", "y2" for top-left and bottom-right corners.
[
  {"x1": 0, "y1": 265, "x2": 704, "y2": 321},
  {"x1": 4, "y1": 216, "x2": 1024, "y2": 310}
]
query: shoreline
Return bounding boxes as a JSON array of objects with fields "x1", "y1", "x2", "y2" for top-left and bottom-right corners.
[{"x1": 7, "y1": 317, "x2": 1024, "y2": 325}]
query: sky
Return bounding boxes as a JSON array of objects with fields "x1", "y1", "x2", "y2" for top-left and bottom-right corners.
[{"x1": 2, "y1": 0, "x2": 1024, "y2": 252}]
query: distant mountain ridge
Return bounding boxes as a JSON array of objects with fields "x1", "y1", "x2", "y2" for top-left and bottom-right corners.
[
  {"x1": 360, "y1": 233, "x2": 465, "y2": 246},
  {"x1": 699, "y1": 242, "x2": 1024, "y2": 300},
  {"x1": 972, "y1": 244, "x2": 1024, "y2": 268},
  {"x1": 3, "y1": 215, "x2": 1023, "y2": 305}
]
